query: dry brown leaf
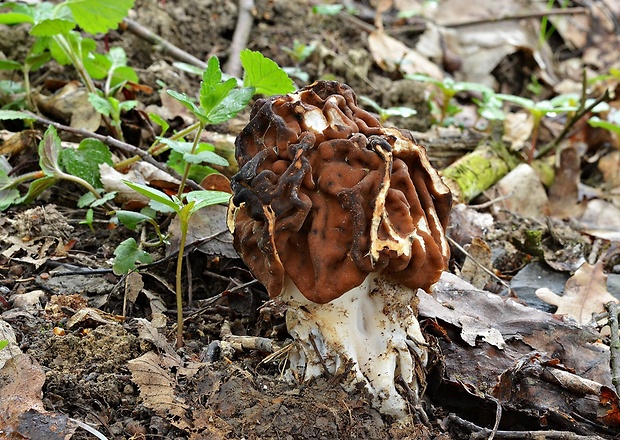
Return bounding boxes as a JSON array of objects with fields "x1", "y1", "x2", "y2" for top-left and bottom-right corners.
[
  {"x1": 33, "y1": 81, "x2": 101, "y2": 132},
  {"x1": 536, "y1": 261, "x2": 619, "y2": 325},
  {"x1": 368, "y1": 29, "x2": 443, "y2": 79},
  {"x1": 548, "y1": 143, "x2": 582, "y2": 218},
  {"x1": 460, "y1": 237, "x2": 493, "y2": 289},
  {"x1": 128, "y1": 351, "x2": 191, "y2": 431},
  {"x1": 0, "y1": 353, "x2": 77, "y2": 439}
]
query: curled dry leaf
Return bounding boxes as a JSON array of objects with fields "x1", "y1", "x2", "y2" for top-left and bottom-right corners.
[{"x1": 536, "y1": 260, "x2": 619, "y2": 325}]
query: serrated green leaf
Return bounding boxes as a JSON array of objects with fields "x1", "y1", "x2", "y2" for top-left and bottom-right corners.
[
  {"x1": 65, "y1": 0, "x2": 134, "y2": 34},
  {"x1": 116, "y1": 210, "x2": 153, "y2": 230},
  {"x1": 83, "y1": 52, "x2": 111, "y2": 79},
  {"x1": 0, "y1": 60, "x2": 23, "y2": 71},
  {"x1": 206, "y1": 86, "x2": 254, "y2": 124},
  {"x1": 20, "y1": 175, "x2": 58, "y2": 204},
  {"x1": 123, "y1": 180, "x2": 180, "y2": 213},
  {"x1": 166, "y1": 90, "x2": 203, "y2": 122},
  {"x1": 113, "y1": 237, "x2": 152, "y2": 275},
  {"x1": 186, "y1": 190, "x2": 231, "y2": 213},
  {"x1": 0, "y1": 110, "x2": 33, "y2": 120},
  {"x1": 167, "y1": 150, "x2": 216, "y2": 184},
  {"x1": 30, "y1": 18, "x2": 75, "y2": 36},
  {"x1": 88, "y1": 93, "x2": 114, "y2": 116},
  {"x1": 240, "y1": 49, "x2": 295, "y2": 96},
  {"x1": 39, "y1": 125, "x2": 63, "y2": 176},
  {"x1": 185, "y1": 150, "x2": 228, "y2": 166},
  {"x1": 90, "y1": 191, "x2": 116, "y2": 207},
  {"x1": 59, "y1": 138, "x2": 112, "y2": 188}
]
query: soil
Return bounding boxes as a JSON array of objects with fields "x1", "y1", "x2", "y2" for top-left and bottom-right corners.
[{"x1": 1, "y1": 1, "x2": 617, "y2": 439}]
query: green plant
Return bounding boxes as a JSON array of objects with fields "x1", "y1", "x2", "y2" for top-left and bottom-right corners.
[
  {"x1": 358, "y1": 96, "x2": 417, "y2": 124},
  {"x1": 0, "y1": 0, "x2": 137, "y2": 138},
  {"x1": 496, "y1": 94, "x2": 580, "y2": 163},
  {"x1": 121, "y1": 181, "x2": 231, "y2": 348},
  {"x1": 0, "y1": 339, "x2": 8, "y2": 351},
  {"x1": 407, "y1": 73, "x2": 492, "y2": 124},
  {"x1": 114, "y1": 51, "x2": 294, "y2": 347}
]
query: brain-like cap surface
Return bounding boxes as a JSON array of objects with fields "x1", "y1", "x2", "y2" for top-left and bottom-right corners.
[{"x1": 228, "y1": 81, "x2": 452, "y2": 304}]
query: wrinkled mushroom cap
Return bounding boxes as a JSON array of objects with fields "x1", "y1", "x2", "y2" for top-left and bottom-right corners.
[{"x1": 228, "y1": 81, "x2": 451, "y2": 304}]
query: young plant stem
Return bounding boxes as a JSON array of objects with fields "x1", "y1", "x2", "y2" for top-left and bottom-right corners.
[
  {"x1": 176, "y1": 123, "x2": 205, "y2": 197},
  {"x1": 528, "y1": 118, "x2": 541, "y2": 164},
  {"x1": 175, "y1": 220, "x2": 189, "y2": 348},
  {"x1": 0, "y1": 170, "x2": 44, "y2": 191},
  {"x1": 53, "y1": 34, "x2": 120, "y2": 139}
]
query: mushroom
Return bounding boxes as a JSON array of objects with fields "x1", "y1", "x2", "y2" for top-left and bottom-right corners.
[{"x1": 227, "y1": 81, "x2": 451, "y2": 418}]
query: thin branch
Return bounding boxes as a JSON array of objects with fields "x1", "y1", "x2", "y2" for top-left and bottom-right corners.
[
  {"x1": 448, "y1": 414, "x2": 605, "y2": 440},
  {"x1": 223, "y1": 0, "x2": 255, "y2": 78},
  {"x1": 122, "y1": 18, "x2": 207, "y2": 69},
  {"x1": 444, "y1": 7, "x2": 589, "y2": 29},
  {"x1": 447, "y1": 235, "x2": 513, "y2": 293},
  {"x1": 606, "y1": 301, "x2": 620, "y2": 396},
  {"x1": 25, "y1": 111, "x2": 203, "y2": 191}
]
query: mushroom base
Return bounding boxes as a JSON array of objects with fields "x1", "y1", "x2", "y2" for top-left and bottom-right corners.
[{"x1": 281, "y1": 274, "x2": 428, "y2": 419}]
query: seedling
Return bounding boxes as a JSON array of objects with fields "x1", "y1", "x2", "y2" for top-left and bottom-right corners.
[
  {"x1": 358, "y1": 95, "x2": 417, "y2": 124},
  {"x1": 496, "y1": 94, "x2": 580, "y2": 163},
  {"x1": 0, "y1": 0, "x2": 138, "y2": 138},
  {"x1": 122, "y1": 181, "x2": 231, "y2": 348},
  {"x1": 407, "y1": 73, "x2": 492, "y2": 124}
]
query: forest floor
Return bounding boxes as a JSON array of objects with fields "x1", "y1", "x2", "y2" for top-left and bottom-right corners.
[{"x1": 1, "y1": 0, "x2": 620, "y2": 439}]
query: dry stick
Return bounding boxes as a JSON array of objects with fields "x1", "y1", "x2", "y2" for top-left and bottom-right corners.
[
  {"x1": 25, "y1": 111, "x2": 203, "y2": 191},
  {"x1": 606, "y1": 301, "x2": 620, "y2": 396},
  {"x1": 447, "y1": 235, "x2": 513, "y2": 293},
  {"x1": 443, "y1": 7, "x2": 588, "y2": 28},
  {"x1": 448, "y1": 414, "x2": 605, "y2": 440},
  {"x1": 223, "y1": 0, "x2": 255, "y2": 78},
  {"x1": 122, "y1": 18, "x2": 207, "y2": 69}
]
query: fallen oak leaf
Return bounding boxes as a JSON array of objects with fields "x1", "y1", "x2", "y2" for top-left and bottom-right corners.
[{"x1": 536, "y1": 260, "x2": 619, "y2": 325}]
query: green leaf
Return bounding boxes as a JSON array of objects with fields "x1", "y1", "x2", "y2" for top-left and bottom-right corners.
[
  {"x1": 166, "y1": 90, "x2": 204, "y2": 122},
  {"x1": 25, "y1": 52, "x2": 52, "y2": 71},
  {"x1": 88, "y1": 93, "x2": 114, "y2": 117},
  {"x1": 0, "y1": 110, "x2": 33, "y2": 120},
  {"x1": 65, "y1": 0, "x2": 135, "y2": 34},
  {"x1": 0, "y1": 167, "x2": 19, "y2": 211},
  {"x1": 0, "y1": 3, "x2": 35, "y2": 25},
  {"x1": 312, "y1": 4, "x2": 344, "y2": 15},
  {"x1": 240, "y1": 49, "x2": 295, "y2": 96},
  {"x1": 39, "y1": 125, "x2": 63, "y2": 176},
  {"x1": 113, "y1": 237, "x2": 152, "y2": 275},
  {"x1": 172, "y1": 61, "x2": 205, "y2": 76},
  {"x1": 588, "y1": 116, "x2": 620, "y2": 135},
  {"x1": 118, "y1": 100, "x2": 138, "y2": 113},
  {"x1": 206, "y1": 86, "x2": 254, "y2": 124},
  {"x1": 0, "y1": 60, "x2": 23, "y2": 71},
  {"x1": 167, "y1": 150, "x2": 216, "y2": 184},
  {"x1": 116, "y1": 210, "x2": 153, "y2": 230},
  {"x1": 148, "y1": 113, "x2": 169, "y2": 136},
  {"x1": 185, "y1": 150, "x2": 229, "y2": 166},
  {"x1": 186, "y1": 190, "x2": 231, "y2": 214},
  {"x1": 59, "y1": 138, "x2": 113, "y2": 188},
  {"x1": 123, "y1": 180, "x2": 180, "y2": 213},
  {"x1": 19, "y1": 175, "x2": 58, "y2": 204},
  {"x1": 496, "y1": 94, "x2": 536, "y2": 110},
  {"x1": 47, "y1": 32, "x2": 96, "y2": 66},
  {"x1": 30, "y1": 18, "x2": 75, "y2": 36},
  {"x1": 0, "y1": 340, "x2": 8, "y2": 351},
  {"x1": 111, "y1": 65, "x2": 139, "y2": 85},
  {"x1": 90, "y1": 191, "x2": 116, "y2": 207},
  {"x1": 83, "y1": 52, "x2": 111, "y2": 80}
]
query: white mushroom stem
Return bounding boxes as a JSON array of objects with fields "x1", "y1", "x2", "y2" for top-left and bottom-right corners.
[{"x1": 281, "y1": 273, "x2": 428, "y2": 419}]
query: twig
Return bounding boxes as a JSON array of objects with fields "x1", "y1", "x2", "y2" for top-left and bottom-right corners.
[
  {"x1": 606, "y1": 301, "x2": 620, "y2": 396},
  {"x1": 443, "y1": 7, "x2": 589, "y2": 29},
  {"x1": 223, "y1": 0, "x2": 255, "y2": 78},
  {"x1": 447, "y1": 235, "x2": 513, "y2": 293},
  {"x1": 447, "y1": 414, "x2": 605, "y2": 440},
  {"x1": 220, "y1": 319, "x2": 279, "y2": 352},
  {"x1": 535, "y1": 74, "x2": 611, "y2": 160},
  {"x1": 122, "y1": 18, "x2": 207, "y2": 69},
  {"x1": 24, "y1": 111, "x2": 203, "y2": 191}
]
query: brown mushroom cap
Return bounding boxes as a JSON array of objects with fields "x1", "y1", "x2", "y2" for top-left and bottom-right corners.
[{"x1": 228, "y1": 81, "x2": 451, "y2": 304}]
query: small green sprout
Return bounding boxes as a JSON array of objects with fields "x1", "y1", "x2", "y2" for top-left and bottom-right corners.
[{"x1": 359, "y1": 96, "x2": 417, "y2": 124}]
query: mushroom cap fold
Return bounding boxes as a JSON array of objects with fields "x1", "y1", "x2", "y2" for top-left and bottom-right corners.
[{"x1": 229, "y1": 81, "x2": 452, "y2": 304}]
